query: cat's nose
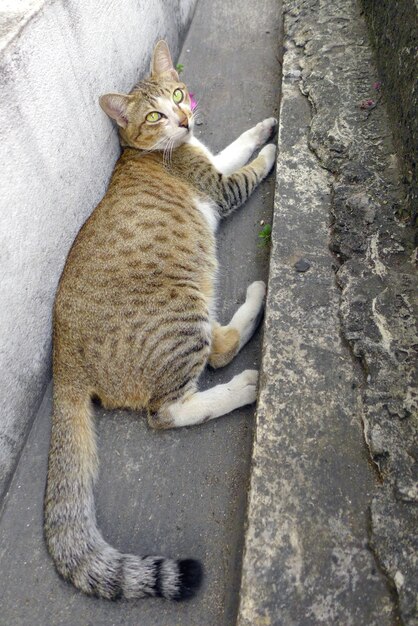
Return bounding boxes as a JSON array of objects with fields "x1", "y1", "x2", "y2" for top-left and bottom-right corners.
[{"x1": 179, "y1": 115, "x2": 189, "y2": 130}]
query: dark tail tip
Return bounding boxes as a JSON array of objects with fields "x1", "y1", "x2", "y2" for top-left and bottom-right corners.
[{"x1": 173, "y1": 559, "x2": 204, "y2": 601}]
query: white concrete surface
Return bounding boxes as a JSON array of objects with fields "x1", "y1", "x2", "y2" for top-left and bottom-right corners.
[{"x1": 0, "y1": 0, "x2": 197, "y2": 496}]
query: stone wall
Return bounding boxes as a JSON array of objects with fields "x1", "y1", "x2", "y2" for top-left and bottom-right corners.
[{"x1": 362, "y1": 0, "x2": 418, "y2": 224}]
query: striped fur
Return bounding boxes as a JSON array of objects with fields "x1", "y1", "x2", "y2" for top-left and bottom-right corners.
[{"x1": 45, "y1": 40, "x2": 276, "y2": 601}]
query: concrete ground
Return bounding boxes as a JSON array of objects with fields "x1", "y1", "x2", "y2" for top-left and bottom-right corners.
[{"x1": 0, "y1": 0, "x2": 281, "y2": 625}]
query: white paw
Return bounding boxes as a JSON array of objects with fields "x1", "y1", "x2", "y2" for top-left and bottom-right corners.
[
  {"x1": 246, "y1": 280, "x2": 267, "y2": 304},
  {"x1": 241, "y1": 369, "x2": 259, "y2": 386},
  {"x1": 230, "y1": 369, "x2": 259, "y2": 388},
  {"x1": 229, "y1": 369, "x2": 259, "y2": 405},
  {"x1": 259, "y1": 143, "x2": 277, "y2": 173},
  {"x1": 253, "y1": 117, "x2": 278, "y2": 147}
]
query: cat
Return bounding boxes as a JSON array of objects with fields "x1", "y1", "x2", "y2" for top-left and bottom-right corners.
[{"x1": 44, "y1": 40, "x2": 277, "y2": 602}]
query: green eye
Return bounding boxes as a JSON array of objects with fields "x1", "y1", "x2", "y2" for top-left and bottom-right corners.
[
  {"x1": 173, "y1": 89, "x2": 184, "y2": 104},
  {"x1": 146, "y1": 111, "x2": 162, "y2": 122}
]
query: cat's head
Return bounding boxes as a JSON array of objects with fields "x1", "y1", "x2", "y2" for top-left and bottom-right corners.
[{"x1": 99, "y1": 41, "x2": 194, "y2": 151}]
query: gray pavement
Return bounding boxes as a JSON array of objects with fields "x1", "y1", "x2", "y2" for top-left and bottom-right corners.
[{"x1": 0, "y1": 0, "x2": 281, "y2": 625}]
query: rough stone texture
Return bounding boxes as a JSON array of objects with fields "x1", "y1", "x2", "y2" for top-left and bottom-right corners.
[
  {"x1": 0, "y1": 0, "x2": 281, "y2": 624},
  {"x1": 296, "y1": 1, "x2": 417, "y2": 621},
  {"x1": 0, "y1": 0, "x2": 197, "y2": 500},
  {"x1": 361, "y1": 0, "x2": 418, "y2": 225},
  {"x1": 238, "y1": 0, "x2": 417, "y2": 624},
  {"x1": 238, "y1": 17, "x2": 396, "y2": 626}
]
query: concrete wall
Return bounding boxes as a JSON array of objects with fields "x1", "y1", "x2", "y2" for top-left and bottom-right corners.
[
  {"x1": 362, "y1": 0, "x2": 418, "y2": 225},
  {"x1": 0, "y1": 0, "x2": 197, "y2": 498}
]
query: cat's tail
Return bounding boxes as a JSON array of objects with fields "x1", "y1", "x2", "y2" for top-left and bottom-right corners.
[{"x1": 44, "y1": 383, "x2": 202, "y2": 600}]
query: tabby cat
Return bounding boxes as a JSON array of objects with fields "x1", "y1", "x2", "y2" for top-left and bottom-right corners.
[{"x1": 44, "y1": 40, "x2": 277, "y2": 601}]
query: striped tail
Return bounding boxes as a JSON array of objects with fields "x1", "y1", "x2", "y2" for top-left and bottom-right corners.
[{"x1": 44, "y1": 385, "x2": 202, "y2": 600}]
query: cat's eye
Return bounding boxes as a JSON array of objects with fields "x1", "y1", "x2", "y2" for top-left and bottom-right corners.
[
  {"x1": 173, "y1": 89, "x2": 184, "y2": 104},
  {"x1": 146, "y1": 111, "x2": 162, "y2": 123}
]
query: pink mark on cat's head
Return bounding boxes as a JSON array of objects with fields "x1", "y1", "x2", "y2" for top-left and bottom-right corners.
[
  {"x1": 189, "y1": 92, "x2": 197, "y2": 111},
  {"x1": 373, "y1": 81, "x2": 382, "y2": 90}
]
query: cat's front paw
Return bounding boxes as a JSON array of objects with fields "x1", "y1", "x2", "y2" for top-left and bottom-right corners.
[
  {"x1": 253, "y1": 117, "x2": 278, "y2": 148},
  {"x1": 259, "y1": 143, "x2": 277, "y2": 173}
]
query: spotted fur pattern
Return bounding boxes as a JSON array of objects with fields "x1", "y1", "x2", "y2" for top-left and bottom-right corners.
[{"x1": 45, "y1": 41, "x2": 276, "y2": 601}]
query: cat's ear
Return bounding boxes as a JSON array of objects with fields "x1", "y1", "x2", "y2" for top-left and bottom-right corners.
[
  {"x1": 99, "y1": 93, "x2": 133, "y2": 128},
  {"x1": 151, "y1": 40, "x2": 179, "y2": 81}
]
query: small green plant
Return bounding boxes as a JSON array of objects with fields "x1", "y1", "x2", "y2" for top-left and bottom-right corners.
[
  {"x1": 258, "y1": 223, "x2": 272, "y2": 247},
  {"x1": 176, "y1": 63, "x2": 184, "y2": 74}
]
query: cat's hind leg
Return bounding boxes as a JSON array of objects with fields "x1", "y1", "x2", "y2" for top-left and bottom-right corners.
[
  {"x1": 213, "y1": 118, "x2": 277, "y2": 174},
  {"x1": 208, "y1": 281, "x2": 266, "y2": 368},
  {"x1": 147, "y1": 283, "x2": 265, "y2": 428},
  {"x1": 153, "y1": 370, "x2": 258, "y2": 428}
]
